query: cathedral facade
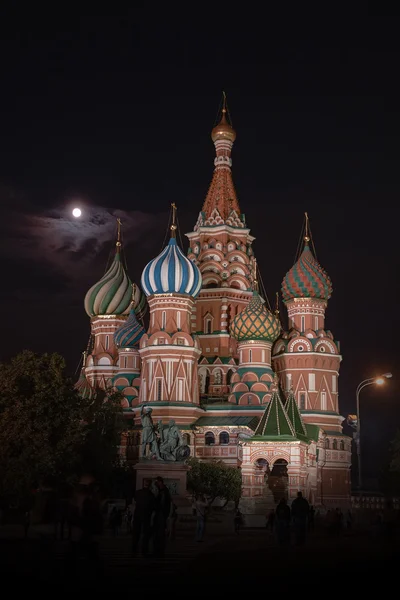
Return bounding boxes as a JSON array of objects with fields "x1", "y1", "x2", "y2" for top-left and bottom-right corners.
[{"x1": 77, "y1": 100, "x2": 351, "y2": 510}]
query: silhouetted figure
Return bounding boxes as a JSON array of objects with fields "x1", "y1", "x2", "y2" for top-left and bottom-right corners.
[
  {"x1": 169, "y1": 503, "x2": 178, "y2": 540},
  {"x1": 266, "y1": 509, "x2": 275, "y2": 532},
  {"x1": 334, "y1": 507, "x2": 343, "y2": 535},
  {"x1": 195, "y1": 494, "x2": 208, "y2": 542},
  {"x1": 275, "y1": 498, "x2": 291, "y2": 545},
  {"x1": 346, "y1": 509, "x2": 353, "y2": 531},
  {"x1": 132, "y1": 480, "x2": 155, "y2": 556},
  {"x1": 153, "y1": 477, "x2": 171, "y2": 557},
  {"x1": 234, "y1": 508, "x2": 243, "y2": 534},
  {"x1": 291, "y1": 491, "x2": 309, "y2": 545}
]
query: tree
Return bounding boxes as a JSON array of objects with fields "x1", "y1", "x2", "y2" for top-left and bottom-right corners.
[
  {"x1": 0, "y1": 351, "x2": 126, "y2": 501},
  {"x1": 187, "y1": 458, "x2": 242, "y2": 505},
  {"x1": 0, "y1": 351, "x2": 86, "y2": 499}
]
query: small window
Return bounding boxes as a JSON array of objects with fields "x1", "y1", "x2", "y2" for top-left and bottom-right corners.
[
  {"x1": 157, "y1": 380, "x2": 162, "y2": 401},
  {"x1": 333, "y1": 439, "x2": 338, "y2": 450},
  {"x1": 325, "y1": 439, "x2": 330, "y2": 449},
  {"x1": 177, "y1": 338, "x2": 184, "y2": 346},
  {"x1": 249, "y1": 349, "x2": 252, "y2": 363},
  {"x1": 177, "y1": 311, "x2": 181, "y2": 329},
  {"x1": 105, "y1": 335, "x2": 109, "y2": 350},
  {"x1": 315, "y1": 316, "x2": 319, "y2": 330},
  {"x1": 219, "y1": 431, "x2": 230, "y2": 445},
  {"x1": 321, "y1": 391, "x2": 327, "y2": 410},
  {"x1": 162, "y1": 311, "x2": 166, "y2": 329},
  {"x1": 205, "y1": 319, "x2": 212, "y2": 334},
  {"x1": 301, "y1": 316, "x2": 305, "y2": 331},
  {"x1": 339, "y1": 440, "x2": 345, "y2": 451},
  {"x1": 297, "y1": 345, "x2": 304, "y2": 352},
  {"x1": 205, "y1": 432, "x2": 215, "y2": 446},
  {"x1": 319, "y1": 346, "x2": 326, "y2": 352},
  {"x1": 300, "y1": 393, "x2": 306, "y2": 410}
]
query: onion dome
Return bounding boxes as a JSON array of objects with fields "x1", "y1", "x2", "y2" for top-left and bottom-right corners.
[
  {"x1": 211, "y1": 107, "x2": 236, "y2": 143},
  {"x1": 281, "y1": 243, "x2": 332, "y2": 302},
  {"x1": 75, "y1": 369, "x2": 96, "y2": 400},
  {"x1": 141, "y1": 237, "x2": 202, "y2": 298},
  {"x1": 84, "y1": 250, "x2": 133, "y2": 317},
  {"x1": 230, "y1": 291, "x2": 281, "y2": 343},
  {"x1": 114, "y1": 308, "x2": 145, "y2": 348}
]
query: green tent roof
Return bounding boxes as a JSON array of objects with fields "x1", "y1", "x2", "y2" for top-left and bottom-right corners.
[
  {"x1": 193, "y1": 416, "x2": 259, "y2": 430},
  {"x1": 285, "y1": 388, "x2": 308, "y2": 436},
  {"x1": 254, "y1": 389, "x2": 295, "y2": 437}
]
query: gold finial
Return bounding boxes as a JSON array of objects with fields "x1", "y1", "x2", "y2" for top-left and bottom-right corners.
[
  {"x1": 222, "y1": 90, "x2": 227, "y2": 115},
  {"x1": 116, "y1": 218, "x2": 122, "y2": 249},
  {"x1": 170, "y1": 203, "x2": 177, "y2": 238},
  {"x1": 131, "y1": 282, "x2": 137, "y2": 302},
  {"x1": 304, "y1": 212, "x2": 310, "y2": 243},
  {"x1": 252, "y1": 258, "x2": 259, "y2": 292},
  {"x1": 275, "y1": 292, "x2": 280, "y2": 317}
]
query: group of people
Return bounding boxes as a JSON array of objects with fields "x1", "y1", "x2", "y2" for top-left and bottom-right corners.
[
  {"x1": 268, "y1": 492, "x2": 312, "y2": 545},
  {"x1": 131, "y1": 476, "x2": 177, "y2": 557}
]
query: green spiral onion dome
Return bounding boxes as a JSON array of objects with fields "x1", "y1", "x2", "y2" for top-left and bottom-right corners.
[
  {"x1": 230, "y1": 291, "x2": 281, "y2": 343},
  {"x1": 75, "y1": 369, "x2": 96, "y2": 400},
  {"x1": 281, "y1": 243, "x2": 332, "y2": 302},
  {"x1": 85, "y1": 249, "x2": 137, "y2": 317}
]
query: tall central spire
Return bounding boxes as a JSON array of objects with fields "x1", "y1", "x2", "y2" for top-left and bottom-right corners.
[{"x1": 198, "y1": 93, "x2": 243, "y2": 228}]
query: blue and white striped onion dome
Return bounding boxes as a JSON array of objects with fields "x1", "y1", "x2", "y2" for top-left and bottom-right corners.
[
  {"x1": 114, "y1": 308, "x2": 145, "y2": 348},
  {"x1": 85, "y1": 251, "x2": 133, "y2": 317},
  {"x1": 141, "y1": 237, "x2": 202, "y2": 297}
]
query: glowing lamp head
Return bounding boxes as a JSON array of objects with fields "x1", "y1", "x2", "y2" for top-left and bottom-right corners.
[
  {"x1": 375, "y1": 378, "x2": 385, "y2": 385},
  {"x1": 72, "y1": 207, "x2": 82, "y2": 218}
]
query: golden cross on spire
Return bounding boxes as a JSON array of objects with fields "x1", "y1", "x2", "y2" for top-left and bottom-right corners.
[
  {"x1": 170, "y1": 203, "x2": 177, "y2": 238},
  {"x1": 252, "y1": 258, "x2": 259, "y2": 292},
  {"x1": 304, "y1": 212, "x2": 310, "y2": 243},
  {"x1": 222, "y1": 90, "x2": 227, "y2": 114},
  {"x1": 116, "y1": 218, "x2": 122, "y2": 249},
  {"x1": 275, "y1": 291, "x2": 280, "y2": 318}
]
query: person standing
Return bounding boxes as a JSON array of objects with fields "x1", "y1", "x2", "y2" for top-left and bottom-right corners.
[
  {"x1": 291, "y1": 491, "x2": 310, "y2": 546},
  {"x1": 266, "y1": 509, "x2": 275, "y2": 532},
  {"x1": 153, "y1": 477, "x2": 171, "y2": 557},
  {"x1": 275, "y1": 498, "x2": 291, "y2": 545},
  {"x1": 234, "y1": 508, "x2": 243, "y2": 534},
  {"x1": 195, "y1": 494, "x2": 208, "y2": 542},
  {"x1": 132, "y1": 480, "x2": 155, "y2": 557}
]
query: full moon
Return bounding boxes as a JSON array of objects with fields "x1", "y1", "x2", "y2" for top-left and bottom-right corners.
[{"x1": 72, "y1": 207, "x2": 82, "y2": 218}]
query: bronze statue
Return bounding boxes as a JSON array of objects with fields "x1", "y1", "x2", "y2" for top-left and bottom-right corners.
[
  {"x1": 140, "y1": 406, "x2": 162, "y2": 460},
  {"x1": 140, "y1": 407, "x2": 190, "y2": 462}
]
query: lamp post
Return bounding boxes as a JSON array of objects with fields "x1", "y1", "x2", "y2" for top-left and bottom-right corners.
[{"x1": 355, "y1": 373, "x2": 392, "y2": 491}]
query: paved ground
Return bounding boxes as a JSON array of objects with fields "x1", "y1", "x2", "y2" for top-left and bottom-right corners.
[{"x1": 0, "y1": 523, "x2": 398, "y2": 589}]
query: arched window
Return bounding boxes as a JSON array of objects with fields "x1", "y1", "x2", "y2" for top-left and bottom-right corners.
[
  {"x1": 205, "y1": 432, "x2": 215, "y2": 446},
  {"x1": 333, "y1": 439, "x2": 338, "y2": 450},
  {"x1": 183, "y1": 433, "x2": 190, "y2": 445},
  {"x1": 157, "y1": 380, "x2": 162, "y2": 401},
  {"x1": 249, "y1": 349, "x2": 252, "y2": 363},
  {"x1": 301, "y1": 316, "x2": 305, "y2": 331},
  {"x1": 325, "y1": 438, "x2": 330, "y2": 449},
  {"x1": 339, "y1": 440, "x2": 345, "y2": 451},
  {"x1": 205, "y1": 319, "x2": 212, "y2": 334},
  {"x1": 299, "y1": 393, "x2": 306, "y2": 410},
  {"x1": 219, "y1": 431, "x2": 229, "y2": 445},
  {"x1": 177, "y1": 311, "x2": 181, "y2": 329},
  {"x1": 161, "y1": 311, "x2": 166, "y2": 329}
]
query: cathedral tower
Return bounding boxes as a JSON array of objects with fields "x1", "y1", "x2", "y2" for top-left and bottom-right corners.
[
  {"x1": 82, "y1": 221, "x2": 146, "y2": 390},
  {"x1": 138, "y1": 206, "x2": 203, "y2": 425},
  {"x1": 272, "y1": 216, "x2": 342, "y2": 430},
  {"x1": 186, "y1": 94, "x2": 255, "y2": 397}
]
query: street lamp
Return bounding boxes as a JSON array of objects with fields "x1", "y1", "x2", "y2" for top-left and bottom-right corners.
[{"x1": 355, "y1": 373, "x2": 392, "y2": 490}]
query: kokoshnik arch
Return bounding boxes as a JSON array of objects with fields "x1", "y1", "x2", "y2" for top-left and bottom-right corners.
[{"x1": 76, "y1": 97, "x2": 351, "y2": 511}]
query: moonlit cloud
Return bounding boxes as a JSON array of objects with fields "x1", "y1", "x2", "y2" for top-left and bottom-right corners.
[{"x1": 0, "y1": 199, "x2": 166, "y2": 283}]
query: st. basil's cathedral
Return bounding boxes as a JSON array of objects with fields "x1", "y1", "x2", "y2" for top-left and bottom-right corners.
[{"x1": 76, "y1": 98, "x2": 351, "y2": 512}]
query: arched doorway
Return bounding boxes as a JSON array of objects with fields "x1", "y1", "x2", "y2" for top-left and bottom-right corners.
[{"x1": 268, "y1": 459, "x2": 289, "y2": 503}]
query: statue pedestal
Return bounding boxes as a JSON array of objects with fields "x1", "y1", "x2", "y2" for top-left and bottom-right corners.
[{"x1": 134, "y1": 460, "x2": 191, "y2": 511}]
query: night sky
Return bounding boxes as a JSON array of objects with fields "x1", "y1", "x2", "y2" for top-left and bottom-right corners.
[{"x1": 1, "y1": 13, "x2": 399, "y2": 483}]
